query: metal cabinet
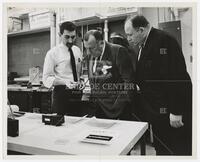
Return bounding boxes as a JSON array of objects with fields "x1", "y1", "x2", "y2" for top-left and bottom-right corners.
[{"x1": 8, "y1": 91, "x2": 34, "y2": 112}]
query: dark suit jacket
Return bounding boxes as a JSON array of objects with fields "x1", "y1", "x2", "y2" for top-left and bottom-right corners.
[
  {"x1": 136, "y1": 27, "x2": 192, "y2": 123},
  {"x1": 127, "y1": 46, "x2": 137, "y2": 75},
  {"x1": 87, "y1": 42, "x2": 134, "y2": 118}
]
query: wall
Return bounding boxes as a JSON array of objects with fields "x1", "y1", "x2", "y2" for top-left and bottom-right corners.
[
  {"x1": 8, "y1": 31, "x2": 50, "y2": 76},
  {"x1": 179, "y1": 8, "x2": 192, "y2": 78},
  {"x1": 141, "y1": 8, "x2": 159, "y2": 28}
]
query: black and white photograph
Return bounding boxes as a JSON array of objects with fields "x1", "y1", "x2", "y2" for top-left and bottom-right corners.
[{"x1": 1, "y1": 0, "x2": 198, "y2": 159}]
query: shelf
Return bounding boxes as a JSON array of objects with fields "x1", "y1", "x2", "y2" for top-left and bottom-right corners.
[{"x1": 7, "y1": 27, "x2": 50, "y2": 37}]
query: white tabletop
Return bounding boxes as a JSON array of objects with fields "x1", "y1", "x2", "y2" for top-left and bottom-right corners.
[{"x1": 8, "y1": 113, "x2": 148, "y2": 155}]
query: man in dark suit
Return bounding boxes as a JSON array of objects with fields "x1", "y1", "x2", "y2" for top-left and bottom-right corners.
[
  {"x1": 83, "y1": 30, "x2": 135, "y2": 120},
  {"x1": 124, "y1": 15, "x2": 192, "y2": 155}
]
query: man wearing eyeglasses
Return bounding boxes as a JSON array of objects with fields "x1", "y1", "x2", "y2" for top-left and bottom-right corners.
[
  {"x1": 83, "y1": 30, "x2": 135, "y2": 120},
  {"x1": 42, "y1": 21, "x2": 83, "y2": 115}
]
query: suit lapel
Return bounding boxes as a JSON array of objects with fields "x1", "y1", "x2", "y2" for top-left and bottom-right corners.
[
  {"x1": 101, "y1": 42, "x2": 111, "y2": 61},
  {"x1": 138, "y1": 27, "x2": 155, "y2": 63},
  {"x1": 88, "y1": 42, "x2": 110, "y2": 83},
  {"x1": 88, "y1": 42, "x2": 114, "y2": 84}
]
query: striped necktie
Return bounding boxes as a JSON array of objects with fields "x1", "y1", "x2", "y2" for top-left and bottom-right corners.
[{"x1": 137, "y1": 44, "x2": 144, "y2": 61}]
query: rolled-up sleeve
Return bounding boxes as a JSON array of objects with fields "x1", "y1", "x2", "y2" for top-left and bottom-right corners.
[{"x1": 42, "y1": 50, "x2": 56, "y2": 88}]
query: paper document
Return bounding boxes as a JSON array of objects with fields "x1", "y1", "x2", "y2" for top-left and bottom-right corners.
[
  {"x1": 54, "y1": 139, "x2": 69, "y2": 145},
  {"x1": 86, "y1": 118, "x2": 117, "y2": 129},
  {"x1": 67, "y1": 115, "x2": 88, "y2": 124}
]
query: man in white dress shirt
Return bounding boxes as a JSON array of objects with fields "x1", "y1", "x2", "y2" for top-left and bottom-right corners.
[{"x1": 42, "y1": 21, "x2": 83, "y2": 115}]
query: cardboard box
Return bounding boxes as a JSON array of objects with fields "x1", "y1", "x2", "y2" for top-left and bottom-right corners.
[
  {"x1": 29, "y1": 11, "x2": 52, "y2": 29},
  {"x1": 8, "y1": 17, "x2": 22, "y2": 32}
]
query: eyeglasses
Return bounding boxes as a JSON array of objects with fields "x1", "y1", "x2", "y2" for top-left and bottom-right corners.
[
  {"x1": 64, "y1": 35, "x2": 76, "y2": 40},
  {"x1": 87, "y1": 44, "x2": 98, "y2": 52},
  {"x1": 126, "y1": 28, "x2": 141, "y2": 37}
]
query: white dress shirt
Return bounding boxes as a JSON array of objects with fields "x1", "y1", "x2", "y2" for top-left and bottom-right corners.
[{"x1": 42, "y1": 43, "x2": 82, "y2": 88}]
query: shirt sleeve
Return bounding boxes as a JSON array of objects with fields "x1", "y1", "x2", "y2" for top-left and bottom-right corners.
[
  {"x1": 79, "y1": 48, "x2": 83, "y2": 61},
  {"x1": 42, "y1": 50, "x2": 56, "y2": 88}
]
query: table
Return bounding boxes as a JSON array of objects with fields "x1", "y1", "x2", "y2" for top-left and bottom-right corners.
[{"x1": 7, "y1": 113, "x2": 148, "y2": 155}]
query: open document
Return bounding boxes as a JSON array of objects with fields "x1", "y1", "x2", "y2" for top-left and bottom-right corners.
[{"x1": 85, "y1": 117, "x2": 117, "y2": 129}]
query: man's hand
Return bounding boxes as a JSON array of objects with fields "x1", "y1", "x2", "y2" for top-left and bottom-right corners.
[
  {"x1": 68, "y1": 81, "x2": 78, "y2": 89},
  {"x1": 169, "y1": 113, "x2": 184, "y2": 128},
  {"x1": 77, "y1": 80, "x2": 85, "y2": 90},
  {"x1": 53, "y1": 78, "x2": 66, "y2": 86},
  {"x1": 69, "y1": 80, "x2": 86, "y2": 90}
]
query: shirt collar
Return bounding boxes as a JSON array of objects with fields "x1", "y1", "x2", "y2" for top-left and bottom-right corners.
[
  {"x1": 60, "y1": 42, "x2": 73, "y2": 50},
  {"x1": 100, "y1": 41, "x2": 106, "y2": 60}
]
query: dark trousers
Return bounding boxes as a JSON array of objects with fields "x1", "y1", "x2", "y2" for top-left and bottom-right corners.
[
  {"x1": 136, "y1": 93, "x2": 192, "y2": 155},
  {"x1": 52, "y1": 85, "x2": 83, "y2": 116},
  {"x1": 151, "y1": 116, "x2": 192, "y2": 156}
]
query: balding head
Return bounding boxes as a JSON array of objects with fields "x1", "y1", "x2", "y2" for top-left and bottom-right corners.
[
  {"x1": 84, "y1": 30, "x2": 104, "y2": 57},
  {"x1": 84, "y1": 30, "x2": 103, "y2": 42},
  {"x1": 124, "y1": 15, "x2": 150, "y2": 46},
  {"x1": 125, "y1": 15, "x2": 149, "y2": 30}
]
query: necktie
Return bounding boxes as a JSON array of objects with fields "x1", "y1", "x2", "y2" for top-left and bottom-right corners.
[
  {"x1": 68, "y1": 47, "x2": 78, "y2": 82},
  {"x1": 137, "y1": 44, "x2": 143, "y2": 61},
  {"x1": 92, "y1": 56, "x2": 101, "y2": 74}
]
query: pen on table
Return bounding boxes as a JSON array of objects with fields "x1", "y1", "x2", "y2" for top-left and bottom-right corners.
[{"x1": 74, "y1": 114, "x2": 88, "y2": 123}]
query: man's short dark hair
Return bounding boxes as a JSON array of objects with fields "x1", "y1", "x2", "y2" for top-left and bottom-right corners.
[
  {"x1": 127, "y1": 15, "x2": 149, "y2": 29},
  {"x1": 60, "y1": 21, "x2": 76, "y2": 34},
  {"x1": 84, "y1": 30, "x2": 103, "y2": 42}
]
